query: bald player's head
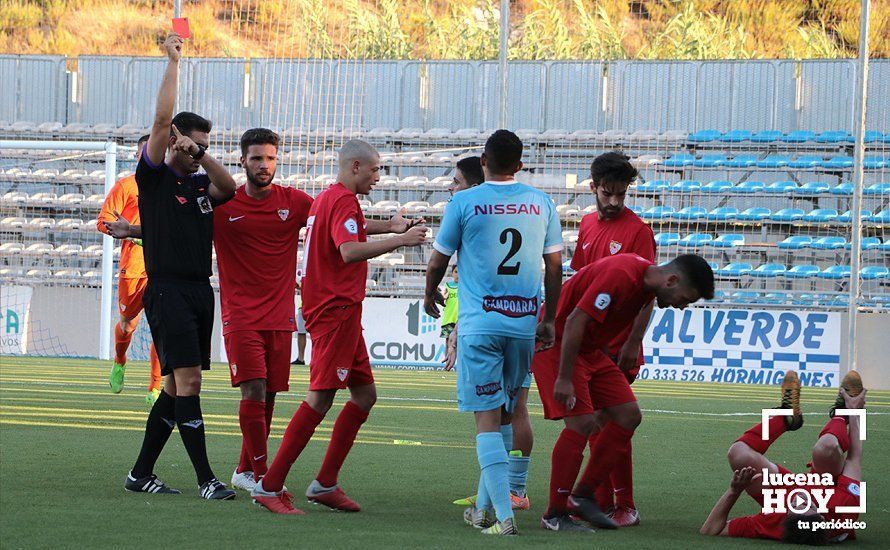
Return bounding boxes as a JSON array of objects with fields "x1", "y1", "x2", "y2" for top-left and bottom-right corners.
[{"x1": 337, "y1": 139, "x2": 381, "y2": 195}]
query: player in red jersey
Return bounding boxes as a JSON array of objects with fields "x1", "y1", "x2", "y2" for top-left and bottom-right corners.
[
  {"x1": 569, "y1": 152, "x2": 656, "y2": 526},
  {"x1": 252, "y1": 139, "x2": 428, "y2": 515},
  {"x1": 534, "y1": 253, "x2": 713, "y2": 532},
  {"x1": 212, "y1": 128, "x2": 313, "y2": 493},
  {"x1": 701, "y1": 370, "x2": 866, "y2": 544}
]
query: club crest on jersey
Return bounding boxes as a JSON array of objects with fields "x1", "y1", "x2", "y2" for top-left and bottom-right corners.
[
  {"x1": 278, "y1": 209, "x2": 289, "y2": 221},
  {"x1": 344, "y1": 218, "x2": 359, "y2": 235},
  {"x1": 230, "y1": 363, "x2": 238, "y2": 376},
  {"x1": 337, "y1": 368, "x2": 349, "y2": 381},
  {"x1": 609, "y1": 240, "x2": 622, "y2": 255},
  {"x1": 482, "y1": 295, "x2": 537, "y2": 318}
]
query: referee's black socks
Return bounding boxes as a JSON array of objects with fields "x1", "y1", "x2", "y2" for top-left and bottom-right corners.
[
  {"x1": 175, "y1": 395, "x2": 215, "y2": 485},
  {"x1": 132, "y1": 390, "x2": 176, "y2": 478}
]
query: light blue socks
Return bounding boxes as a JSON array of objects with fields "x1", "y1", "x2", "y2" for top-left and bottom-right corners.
[{"x1": 476, "y1": 431, "x2": 513, "y2": 522}]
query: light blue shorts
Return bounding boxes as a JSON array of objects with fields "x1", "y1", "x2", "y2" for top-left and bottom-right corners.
[{"x1": 456, "y1": 334, "x2": 534, "y2": 413}]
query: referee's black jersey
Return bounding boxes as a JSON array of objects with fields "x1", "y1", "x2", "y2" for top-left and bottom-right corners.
[{"x1": 136, "y1": 150, "x2": 228, "y2": 281}]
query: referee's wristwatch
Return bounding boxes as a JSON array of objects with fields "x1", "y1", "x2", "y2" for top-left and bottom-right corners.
[{"x1": 190, "y1": 144, "x2": 207, "y2": 161}]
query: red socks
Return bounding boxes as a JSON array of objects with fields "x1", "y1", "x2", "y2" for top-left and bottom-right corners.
[
  {"x1": 148, "y1": 344, "x2": 162, "y2": 391},
  {"x1": 575, "y1": 422, "x2": 634, "y2": 497},
  {"x1": 611, "y1": 439, "x2": 635, "y2": 509},
  {"x1": 114, "y1": 323, "x2": 132, "y2": 365},
  {"x1": 265, "y1": 399, "x2": 275, "y2": 436},
  {"x1": 263, "y1": 401, "x2": 324, "y2": 492},
  {"x1": 737, "y1": 415, "x2": 787, "y2": 454},
  {"x1": 547, "y1": 428, "x2": 587, "y2": 516},
  {"x1": 316, "y1": 401, "x2": 369, "y2": 487},
  {"x1": 239, "y1": 399, "x2": 269, "y2": 477},
  {"x1": 587, "y1": 431, "x2": 613, "y2": 509},
  {"x1": 819, "y1": 416, "x2": 850, "y2": 452}
]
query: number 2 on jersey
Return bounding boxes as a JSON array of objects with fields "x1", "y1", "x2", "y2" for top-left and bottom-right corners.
[{"x1": 497, "y1": 228, "x2": 522, "y2": 275}]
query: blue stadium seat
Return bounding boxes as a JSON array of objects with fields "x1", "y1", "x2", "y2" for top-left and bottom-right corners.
[
  {"x1": 802, "y1": 208, "x2": 838, "y2": 223},
  {"x1": 693, "y1": 154, "x2": 728, "y2": 168},
  {"x1": 668, "y1": 180, "x2": 701, "y2": 193},
  {"x1": 883, "y1": 133, "x2": 890, "y2": 144},
  {"x1": 880, "y1": 238, "x2": 890, "y2": 252},
  {"x1": 815, "y1": 131, "x2": 852, "y2": 143},
  {"x1": 861, "y1": 266, "x2": 889, "y2": 280},
  {"x1": 765, "y1": 180, "x2": 798, "y2": 194},
  {"x1": 706, "y1": 207, "x2": 738, "y2": 221},
  {"x1": 789, "y1": 155, "x2": 824, "y2": 169},
  {"x1": 771, "y1": 208, "x2": 805, "y2": 222},
  {"x1": 736, "y1": 207, "x2": 771, "y2": 221},
  {"x1": 702, "y1": 180, "x2": 733, "y2": 193},
  {"x1": 811, "y1": 236, "x2": 847, "y2": 250},
  {"x1": 662, "y1": 153, "x2": 696, "y2": 167},
  {"x1": 830, "y1": 182, "x2": 853, "y2": 195},
  {"x1": 731, "y1": 291, "x2": 760, "y2": 303},
  {"x1": 677, "y1": 233, "x2": 713, "y2": 248},
  {"x1": 849, "y1": 237, "x2": 881, "y2": 251},
  {"x1": 864, "y1": 156, "x2": 888, "y2": 170},
  {"x1": 641, "y1": 206, "x2": 675, "y2": 220},
  {"x1": 782, "y1": 130, "x2": 817, "y2": 143},
  {"x1": 750, "y1": 263, "x2": 787, "y2": 278},
  {"x1": 562, "y1": 260, "x2": 574, "y2": 274},
  {"x1": 654, "y1": 232, "x2": 681, "y2": 246},
  {"x1": 836, "y1": 209, "x2": 872, "y2": 223},
  {"x1": 724, "y1": 154, "x2": 758, "y2": 168},
  {"x1": 717, "y1": 263, "x2": 753, "y2": 278},
  {"x1": 710, "y1": 234, "x2": 745, "y2": 248},
  {"x1": 777, "y1": 236, "x2": 812, "y2": 250},
  {"x1": 784, "y1": 265, "x2": 821, "y2": 279},
  {"x1": 750, "y1": 130, "x2": 783, "y2": 143},
  {"x1": 824, "y1": 294, "x2": 851, "y2": 306},
  {"x1": 708, "y1": 290, "x2": 729, "y2": 303},
  {"x1": 634, "y1": 179, "x2": 671, "y2": 193},
  {"x1": 863, "y1": 182, "x2": 890, "y2": 196},
  {"x1": 823, "y1": 156, "x2": 853, "y2": 169},
  {"x1": 757, "y1": 155, "x2": 791, "y2": 168},
  {"x1": 688, "y1": 130, "x2": 723, "y2": 142},
  {"x1": 733, "y1": 181, "x2": 765, "y2": 193},
  {"x1": 864, "y1": 130, "x2": 883, "y2": 143},
  {"x1": 628, "y1": 204, "x2": 644, "y2": 215},
  {"x1": 872, "y1": 294, "x2": 890, "y2": 305},
  {"x1": 869, "y1": 210, "x2": 890, "y2": 223},
  {"x1": 760, "y1": 293, "x2": 789, "y2": 304},
  {"x1": 720, "y1": 130, "x2": 753, "y2": 142},
  {"x1": 795, "y1": 181, "x2": 831, "y2": 195},
  {"x1": 818, "y1": 265, "x2": 851, "y2": 280},
  {"x1": 672, "y1": 206, "x2": 707, "y2": 220}
]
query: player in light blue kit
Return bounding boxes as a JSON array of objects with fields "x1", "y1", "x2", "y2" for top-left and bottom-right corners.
[{"x1": 424, "y1": 130, "x2": 564, "y2": 536}]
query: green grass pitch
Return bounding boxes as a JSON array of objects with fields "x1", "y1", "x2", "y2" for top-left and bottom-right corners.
[{"x1": 1, "y1": 356, "x2": 888, "y2": 549}]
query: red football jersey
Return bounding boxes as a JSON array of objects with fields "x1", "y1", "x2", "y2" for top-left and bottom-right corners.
[
  {"x1": 214, "y1": 184, "x2": 313, "y2": 335},
  {"x1": 300, "y1": 182, "x2": 368, "y2": 328},
  {"x1": 554, "y1": 254, "x2": 654, "y2": 361},
  {"x1": 570, "y1": 207, "x2": 656, "y2": 362}
]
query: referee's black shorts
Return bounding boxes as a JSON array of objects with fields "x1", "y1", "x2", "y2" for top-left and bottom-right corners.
[{"x1": 143, "y1": 279, "x2": 213, "y2": 375}]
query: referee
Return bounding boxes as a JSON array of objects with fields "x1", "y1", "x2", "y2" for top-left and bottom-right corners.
[{"x1": 105, "y1": 33, "x2": 237, "y2": 499}]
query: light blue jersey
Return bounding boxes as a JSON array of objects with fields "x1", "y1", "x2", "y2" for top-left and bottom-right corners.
[{"x1": 433, "y1": 181, "x2": 563, "y2": 339}]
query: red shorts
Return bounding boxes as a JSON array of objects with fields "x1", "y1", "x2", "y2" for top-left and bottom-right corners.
[
  {"x1": 223, "y1": 330, "x2": 293, "y2": 393},
  {"x1": 118, "y1": 277, "x2": 147, "y2": 317},
  {"x1": 533, "y1": 347, "x2": 636, "y2": 420},
  {"x1": 307, "y1": 305, "x2": 373, "y2": 391}
]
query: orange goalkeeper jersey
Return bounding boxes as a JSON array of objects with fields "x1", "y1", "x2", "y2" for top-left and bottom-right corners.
[{"x1": 97, "y1": 174, "x2": 146, "y2": 279}]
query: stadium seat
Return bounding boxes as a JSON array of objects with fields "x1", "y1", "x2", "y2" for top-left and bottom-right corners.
[
  {"x1": 811, "y1": 236, "x2": 847, "y2": 250},
  {"x1": 628, "y1": 204, "x2": 644, "y2": 215},
  {"x1": 51, "y1": 244, "x2": 83, "y2": 259},
  {"x1": 731, "y1": 291, "x2": 760, "y2": 303},
  {"x1": 706, "y1": 207, "x2": 738, "y2": 221},
  {"x1": 562, "y1": 230, "x2": 579, "y2": 244},
  {"x1": 1, "y1": 191, "x2": 28, "y2": 206},
  {"x1": 863, "y1": 182, "x2": 890, "y2": 196},
  {"x1": 777, "y1": 236, "x2": 813, "y2": 250},
  {"x1": 836, "y1": 209, "x2": 872, "y2": 223},
  {"x1": 710, "y1": 234, "x2": 744, "y2": 247},
  {"x1": 403, "y1": 201, "x2": 429, "y2": 215},
  {"x1": 765, "y1": 180, "x2": 798, "y2": 194},
  {"x1": 750, "y1": 263, "x2": 786, "y2": 278},
  {"x1": 672, "y1": 206, "x2": 707, "y2": 220},
  {"x1": 57, "y1": 219, "x2": 84, "y2": 231},
  {"x1": 370, "y1": 200, "x2": 400, "y2": 215},
  {"x1": 868, "y1": 210, "x2": 889, "y2": 224},
  {"x1": 26, "y1": 218, "x2": 56, "y2": 230},
  {"x1": 771, "y1": 208, "x2": 805, "y2": 222},
  {"x1": 688, "y1": 129, "x2": 722, "y2": 142},
  {"x1": 724, "y1": 154, "x2": 758, "y2": 168},
  {"x1": 81, "y1": 245, "x2": 103, "y2": 259},
  {"x1": 760, "y1": 293, "x2": 790, "y2": 304},
  {"x1": 830, "y1": 182, "x2": 853, "y2": 195},
  {"x1": 716, "y1": 262, "x2": 753, "y2": 278},
  {"x1": 719, "y1": 130, "x2": 753, "y2": 142},
  {"x1": 628, "y1": 130, "x2": 659, "y2": 142},
  {"x1": 756, "y1": 155, "x2": 791, "y2": 168},
  {"x1": 660, "y1": 130, "x2": 688, "y2": 141},
  {"x1": 861, "y1": 266, "x2": 889, "y2": 280},
  {"x1": 864, "y1": 130, "x2": 883, "y2": 142},
  {"x1": 784, "y1": 265, "x2": 821, "y2": 279},
  {"x1": 654, "y1": 232, "x2": 681, "y2": 246},
  {"x1": 823, "y1": 156, "x2": 853, "y2": 169},
  {"x1": 802, "y1": 208, "x2": 838, "y2": 223},
  {"x1": 663, "y1": 153, "x2": 696, "y2": 167},
  {"x1": 864, "y1": 156, "x2": 888, "y2": 170},
  {"x1": 736, "y1": 207, "x2": 771, "y2": 221},
  {"x1": 28, "y1": 192, "x2": 57, "y2": 205},
  {"x1": 782, "y1": 130, "x2": 817, "y2": 143},
  {"x1": 22, "y1": 243, "x2": 53, "y2": 257},
  {"x1": 750, "y1": 130, "x2": 783, "y2": 143},
  {"x1": 641, "y1": 206, "x2": 675, "y2": 220},
  {"x1": 692, "y1": 154, "x2": 727, "y2": 168},
  {"x1": 634, "y1": 179, "x2": 670, "y2": 193},
  {"x1": 702, "y1": 180, "x2": 733, "y2": 193},
  {"x1": 733, "y1": 181, "x2": 765, "y2": 193},
  {"x1": 0, "y1": 242, "x2": 25, "y2": 257},
  {"x1": 880, "y1": 238, "x2": 890, "y2": 252},
  {"x1": 789, "y1": 155, "x2": 824, "y2": 169},
  {"x1": 668, "y1": 180, "x2": 701, "y2": 193},
  {"x1": 677, "y1": 233, "x2": 713, "y2": 248},
  {"x1": 795, "y1": 181, "x2": 831, "y2": 195},
  {"x1": 562, "y1": 259, "x2": 575, "y2": 274},
  {"x1": 815, "y1": 131, "x2": 853, "y2": 143},
  {"x1": 818, "y1": 265, "x2": 851, "y2": 280},
  {"x1": 851, "y1": 237, "x2": 881, "y2": 251}
]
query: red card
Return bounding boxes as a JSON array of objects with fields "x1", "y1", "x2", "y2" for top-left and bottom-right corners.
[{"x1": 172, "y1": 17, "x2": 191, "y2": 39}]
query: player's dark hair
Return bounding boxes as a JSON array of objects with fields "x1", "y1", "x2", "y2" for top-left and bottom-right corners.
[
  {"x1": 591, "y1": 151, "x2": 638, "y2": 188},
  {"x1": 782, "y1": 514, "x2": 829, "y2": 546},
  {"x1": 240, "y1": 128, "x2": 280, "y2": 155},
  {"x1": 668, "y1": 254, "x2": 715, "y2": 300},
  {"x1": 456, "y1": 156, "x2": 484, "y2": 186},
  {"x1": 171, "y1": 111, "x2": 212, "y2": 137},
  {"x1": 483, "y1": 130, "x2": 523, "y2": 175},
  {"x1": 137, "y1": 134, "x2": 150, "y2": 147}
]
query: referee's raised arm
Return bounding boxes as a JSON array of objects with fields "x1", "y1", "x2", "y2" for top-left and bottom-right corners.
[{"x1": 144, "y1": 34, "x2": 181, "y2": 167}]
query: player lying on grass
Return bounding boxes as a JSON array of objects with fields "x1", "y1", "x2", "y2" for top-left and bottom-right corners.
[
  {"x1": 251, "y1": 139, "x2": 428, "y2": 515},
  {"x1": 700, "y1": 370, "x2": 865, "y2": 544},
  {"x1": 425, "y1": 130, "x2": 564, "y2": 536},
  {"x1": 534, "y1": 253, "x2": 713, "y2": 533},
  {"x1": 443, "y1": 156, "x2": 535, "y2": 512}
]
